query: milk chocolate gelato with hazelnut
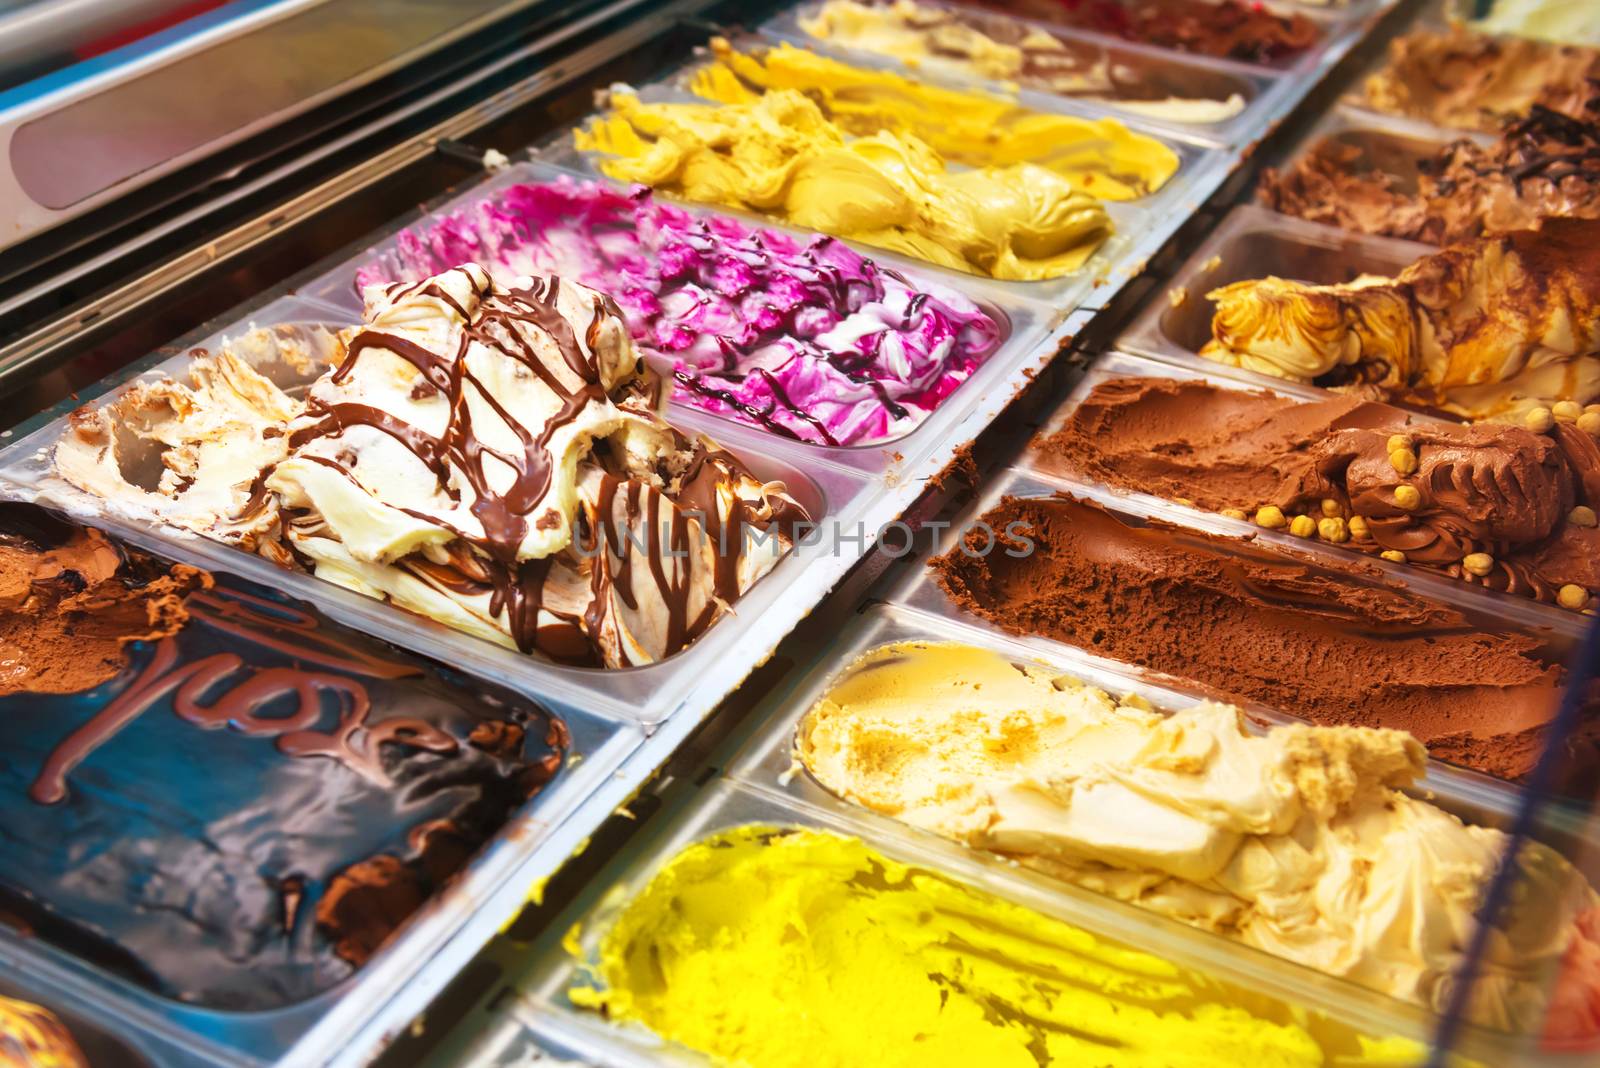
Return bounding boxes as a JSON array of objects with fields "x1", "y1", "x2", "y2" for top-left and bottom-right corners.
[{"x1": 1039, "y1": 376, "x2": 1600, "y2": 608}]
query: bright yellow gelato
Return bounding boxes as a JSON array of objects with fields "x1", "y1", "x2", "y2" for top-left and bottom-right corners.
[
  {"x1": 569, "y1": 825, "x2": 1424, "y2": 1067},
  {"x1": 0, "y1": 995, "x2": 88, "y2": 1068},
  {"x1": 689, "y1": 38, "x2": 1179, "y2": 201},
  {"x1": 573, "y1": 88, "x2": 1112, "y2": 280},
  {"x1": 796, "y1": 641, "x2": 1600, "y2": 1036}
]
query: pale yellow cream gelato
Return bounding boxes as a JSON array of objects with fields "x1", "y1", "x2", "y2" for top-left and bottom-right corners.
[{"x1": 796, "y1": 640, "x2": 1600, "y2": 1036}]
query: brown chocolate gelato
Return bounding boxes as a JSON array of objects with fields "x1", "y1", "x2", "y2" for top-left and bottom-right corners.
[
  {"x1": 971, "y1": 0, "x2": 1320, "y2": 64},
  {"x1": 1362, "y1": 27, "x2": 1600, "y2": 132},
  {"x1": 930, "y1": 493, "x2": 1595, "y2": 783},
  {"x1": 1260, "y1": 107, "x2": 1600, "y2": 244},
  {"x1": 1039, "y1": 376, "x2": 1600, "y2": 607},
  {"x1": 0, "y1": 522, "x2": 206, "y2": 698}
]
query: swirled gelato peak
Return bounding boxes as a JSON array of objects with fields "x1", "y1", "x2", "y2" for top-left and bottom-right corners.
[
  {"x1": 1039, "y1": 376, "x2": 1600, "y2": 608},
  {"x1": 56, "y1": 267, "x2": 806, "y2": 667},
  {"x1": 1199, "y1": 219, "x2": 1600, "y2": 421}
]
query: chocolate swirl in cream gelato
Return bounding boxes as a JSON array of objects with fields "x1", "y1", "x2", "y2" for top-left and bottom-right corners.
[
  {"x1": 1038, "y1": 376, "x2": 1600, "y2": 607},
  {"x1": 56, "y1": 266, "x2": 807, "y2": 668}
]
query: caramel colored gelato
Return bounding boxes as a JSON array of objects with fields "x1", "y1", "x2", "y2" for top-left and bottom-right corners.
[
  {"x1": 573, "y1": 88, "x2": 1112, "y2": 280},
  {"x1": 1040, "y1": 376, "x2": 1600, "y2": 608},
  {"x1": 570, "y1": 825, "x2": 1424, "y2": 1067},
  {"x1": 1260, "y1": 107, "x2": 1600, "y2": 244},
  {"x1": 56, "y1": 267, "x2": 805, "y2": 668},
  {"x1": 1362, "y1": 27, "x2": 1600, "y2": 132},
  {"x1": 1199, "y1": 218, "x2": 1600, "y2": 421},
  {"x1": 930, "y1": 493, "x2": 1597, "y2": 782},
  {"x1": 797, "y1": 640, "x2": 1600, "y2": 1036},
  {"x1": 690, "y1": 38, "x2": 1179, "y2": 198},
  {"x1": 797, "y1": 0, "x2": 1250, "y2": 124},
  {"x1": 0, "y1": 995, "x2": 89, "y2": 1068}
]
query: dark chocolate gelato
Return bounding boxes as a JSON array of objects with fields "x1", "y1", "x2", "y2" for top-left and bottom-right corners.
[
  {"x1": 1260, "y1": 107, "x2": 1600, "y2": 244},
  {"x1": 930, "y1": 493, "x2": 1594, "y2": 784},
  {"x1": 0, "y1": 504, "x2": 569, "y2": 1009},
  {"x1": 1039, "y1": 376, "x2": 1600, "y2": 608}
]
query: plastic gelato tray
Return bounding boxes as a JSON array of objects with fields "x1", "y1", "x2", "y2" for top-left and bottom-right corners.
[
  {"x1": 1115, "y1": 200, "x2": 1434, "y2": 372},
  {"x1": 472, "y1": 768, "x2": 1597, "y2": 1068},
  {"x1": 527, "y1": 77, "x2": 1231, "y2": 314},
  {"x1": 1018, "y1": 348, "x2": 1594, "y2": 635},
  {"x1": 0, "y1": 506, "x2": 641, "y2": 1068},
  {"x1": 767, "y1": 0, "x2": 1401, "y2": 147}
]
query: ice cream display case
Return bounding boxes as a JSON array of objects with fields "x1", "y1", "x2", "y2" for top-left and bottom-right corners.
[{"x1": 4, "y1": 0, "x2": 1598, "y2": 1065}]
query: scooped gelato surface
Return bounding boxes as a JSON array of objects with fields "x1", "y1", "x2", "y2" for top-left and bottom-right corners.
[
  {"x1": 797, "y1": 640, "x2": 1600, "y2": 1035},
  {"x1": 1038, "y1": 376, "x2": 1600, "y2": 607},
  {"x1": 691, "y1": 37, "x2": 1181, "y2": 194},
  {"x1": 353, "y1": 179, "x2": 1004, "y2": 446},
  {"x1": 929, "y1": 493, "x2": 1596, "y2": 782},
  {"x1": 1199, "y1": 218, "x2": 1600, "y2": 422},
  {"x1": 1259, "y1": 107, "x2": 1600, "y2": 244},
  {"x1": 56, "y1": 266, "x2": 806, "y2": 667},
  {"x1": 797, "y1": 0, "x2": 1250, "y2": 123},
  {"x1": 0, "y1": 504, "x2": 569, "y2": 1008},
  {"x1": 574, "y1": 88, "x2": 1113, "y2": 280},
  {"x1": 1362, "y1": 27, "x2": 1600, "y2": 132},
  {"x1": 569, "y1": 825, "x2": 1416, "y2": 1067}
]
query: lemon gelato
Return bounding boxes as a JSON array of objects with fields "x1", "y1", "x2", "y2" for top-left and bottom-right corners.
[
  {"x1": 570, "y1": 825, "x2": 1424, "y2": 1067},
  {"x1": 574, "y1": 88, "x2": 1112, "y2": 280},
  {"x1": 796, "y1": 641, "x2": 1600, "y2": 1037}
]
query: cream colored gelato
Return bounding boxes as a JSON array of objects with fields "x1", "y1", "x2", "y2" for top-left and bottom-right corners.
[
  {"x1": 796, "y1": 640, "x2": 1600, "y2": 1036},
  {"x1": 55, "y1": 267, "x2": 805, "y2": 667}
]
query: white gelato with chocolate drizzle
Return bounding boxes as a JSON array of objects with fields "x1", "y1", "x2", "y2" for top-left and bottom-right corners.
[{"x1": 56, "y1": 266, "x2": 806, "y2": 668}]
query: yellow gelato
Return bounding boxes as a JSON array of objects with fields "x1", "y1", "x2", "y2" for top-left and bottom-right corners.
[
  {"x1": 690, "y1": 38, "x2": 1179, "y2": 200},
  {"x1": 0, "y1": 995, "x2": 88, "y2": 1068},
  {"x1": 796, "y1": 641, "x2": 1600, "y2": 1036},
  {"x1": 573, "y1": 88, "x2": 1112, "y2": 280},
  {"x1": 569, "y1": 825, "x2": 1424, "y2": 1067}
]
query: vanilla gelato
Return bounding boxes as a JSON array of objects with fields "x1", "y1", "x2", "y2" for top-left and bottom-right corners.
[{"x1": 797, "y1": 640, "x2": 1600, "y2": 1037}]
